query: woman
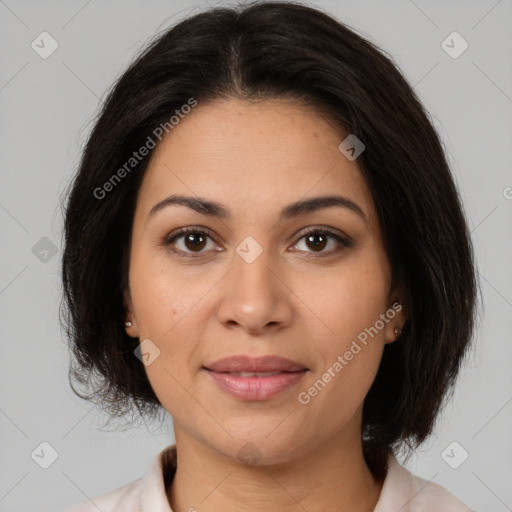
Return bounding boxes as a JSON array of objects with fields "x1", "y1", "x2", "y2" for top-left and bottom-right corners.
[{"x1": 60, "y1": 2, "x2": 479, "y2": 510}]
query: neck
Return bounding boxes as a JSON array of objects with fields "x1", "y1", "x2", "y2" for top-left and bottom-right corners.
[{"x1": 167, "y1": 430, "x2": 384, "y2": 512}]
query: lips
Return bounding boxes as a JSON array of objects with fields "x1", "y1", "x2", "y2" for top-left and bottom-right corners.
[
  {"x1": 203, "y1": 355, "x2": 308, "y2": 400},
  {"x1": 228, "y1": 371, "x2": 283, "y2": 377},
  {"x1": 203, "y1": 355, "x2": 307, "y2": 373}
]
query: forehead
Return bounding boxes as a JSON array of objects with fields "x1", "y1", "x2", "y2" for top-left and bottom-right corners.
[{"x1": 135, "y1": 98, "x2": 377, "y2": 228}]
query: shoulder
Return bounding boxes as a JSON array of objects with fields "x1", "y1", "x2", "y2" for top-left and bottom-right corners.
[
  {"x1": 408, "y1": 473, "x2": 473, "y2": 511},
  {"x1": 61, "y1": 478, "x2": 143, "y2": 512},
  {"x1": 61, "y1": 444, "x2": 177, "y2": 512},
  {"x1": 375, "y1": 453, "x2": 473, "y2": 511}
]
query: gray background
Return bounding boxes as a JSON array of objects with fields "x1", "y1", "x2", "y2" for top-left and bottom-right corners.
[{"x1": 1, "y1": 0, "x2": 511, "y2": 510}]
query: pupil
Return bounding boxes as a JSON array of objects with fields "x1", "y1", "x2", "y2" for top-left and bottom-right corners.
[
  {"x1": 186, "y1": 233, "x2": 206, "y2": 251},
  {"x1": 307, "y1": 233, "x2": 326, "y2": 251}
]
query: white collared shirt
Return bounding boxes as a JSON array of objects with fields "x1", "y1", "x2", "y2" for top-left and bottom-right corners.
[{"x1": 62, "y1": 444, "x2": 473, "y2": 511}]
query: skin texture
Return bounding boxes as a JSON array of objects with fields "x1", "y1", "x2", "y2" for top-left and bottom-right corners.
[{"x1": 123, "y1": 98, "x2": 407, "y2": 512}]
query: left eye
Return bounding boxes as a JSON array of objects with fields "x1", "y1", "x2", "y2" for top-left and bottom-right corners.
[
  {"x1": 164, "y1": 228, "x2": 350, "y2": 257},
  {"x1": 293, "y1": 230, "x2": 350, "y2": 255}
]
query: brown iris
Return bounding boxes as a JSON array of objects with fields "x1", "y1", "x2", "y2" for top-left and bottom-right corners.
[
  {"x1": 305, "y1": 232, "x2": 328, "y2": 252},
  {"x1": 184, "y1": 233, "x2": 207, "y2": 251}
]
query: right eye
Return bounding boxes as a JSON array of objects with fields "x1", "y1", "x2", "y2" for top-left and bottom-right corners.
[{"x1": 163, "y1": 227, "x2": 219, "y2": 258}]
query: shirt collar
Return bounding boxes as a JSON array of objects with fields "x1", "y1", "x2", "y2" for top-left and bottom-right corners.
[
  {"x1": 140, "y1": 444, "x2": 177, "y2": 511},
  {"x1": 374, "y1": 452, "x2": 414, "y2": 511}
]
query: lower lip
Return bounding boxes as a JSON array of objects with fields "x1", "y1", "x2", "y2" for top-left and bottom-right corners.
[{"x1": 204, "y1": 369, "x2": 307, "y2": 400}]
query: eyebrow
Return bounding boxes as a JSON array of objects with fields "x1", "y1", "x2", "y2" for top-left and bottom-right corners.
[{"x1": 148, "y1": 194, "x2": 367, "y2": 224}]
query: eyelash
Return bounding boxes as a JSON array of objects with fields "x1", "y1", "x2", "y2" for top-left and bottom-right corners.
[{"x1": 162, "y1": 226, "x2": 351, "y2": 259}]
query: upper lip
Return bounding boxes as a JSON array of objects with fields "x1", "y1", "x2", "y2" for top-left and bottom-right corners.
[{"x1": 203, "y1": 355, "x2": 308, "y2": 373}]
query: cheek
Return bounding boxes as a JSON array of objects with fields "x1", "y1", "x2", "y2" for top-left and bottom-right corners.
[
  {"x1": 301, "y1": 254, "x2": 390, "y2": 341},
  {"x1": 129, "y1": 250, "x2": 204, "y2": 336},
  {"x1": 128, "y1": 259, "x2": 206, "y2": 398},
  {"x1": 296, "y1": 251, "x2": 390, "y2": 403},
  {"x1": 298, "y1": 333, "x2": 384, "y2": 431},
  {"x1": 143, "y1": 360, "x2": 194, "y2": 428}
]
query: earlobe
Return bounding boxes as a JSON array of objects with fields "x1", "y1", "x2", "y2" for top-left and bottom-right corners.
[
  {"x1": 384, "y1": 297, "x2": 407, "y2": 344},
  {"x1": 123, "y1": 288, "x2": 139, "y2": 337},
  {"x1": 124, "y1": 318, "x2": 139, "y2": 338},
  {"x1": 385, "y1": 322, "x2": 403, "y2": 345}
]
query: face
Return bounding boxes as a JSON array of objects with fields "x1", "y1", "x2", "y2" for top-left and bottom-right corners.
[{"x1": 124, "y1": 98, "x2": 405, "y2": 464}]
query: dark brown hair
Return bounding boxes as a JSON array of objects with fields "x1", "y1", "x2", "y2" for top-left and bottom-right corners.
[{"x1": 60, "y1": 0, "x2": 480, "y2": 478}]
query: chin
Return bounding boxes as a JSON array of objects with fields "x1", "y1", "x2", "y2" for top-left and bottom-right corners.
[{"x1": 206, "y1": 432, "x2": 304, "y2": 467}]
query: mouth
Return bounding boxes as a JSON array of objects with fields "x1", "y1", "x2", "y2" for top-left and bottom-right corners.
[
  {"x1": 221, "y1": 371, "x2": 287, "y2": 377},
  {"x1": 203, "y1": 354, "x2": 308, "y2": 373},
  {"x1": 202, "y1": 355, "x2": 308, "y2": 401}
]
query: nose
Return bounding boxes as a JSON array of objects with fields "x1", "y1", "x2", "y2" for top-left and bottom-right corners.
[{"x1": 215, "y1": 247, "x2": 293, "y2": 335}]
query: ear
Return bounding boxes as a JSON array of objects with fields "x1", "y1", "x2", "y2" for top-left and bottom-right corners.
[
  {"x1": 123, "y1": 286, "x2": 139, "y2": 338},
  {"x1": 384, "y1": 281, "x2": 408, "y2": 345},
  {"x1": 384, "y1": 298, "x2": 407, "y2": 344}
]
